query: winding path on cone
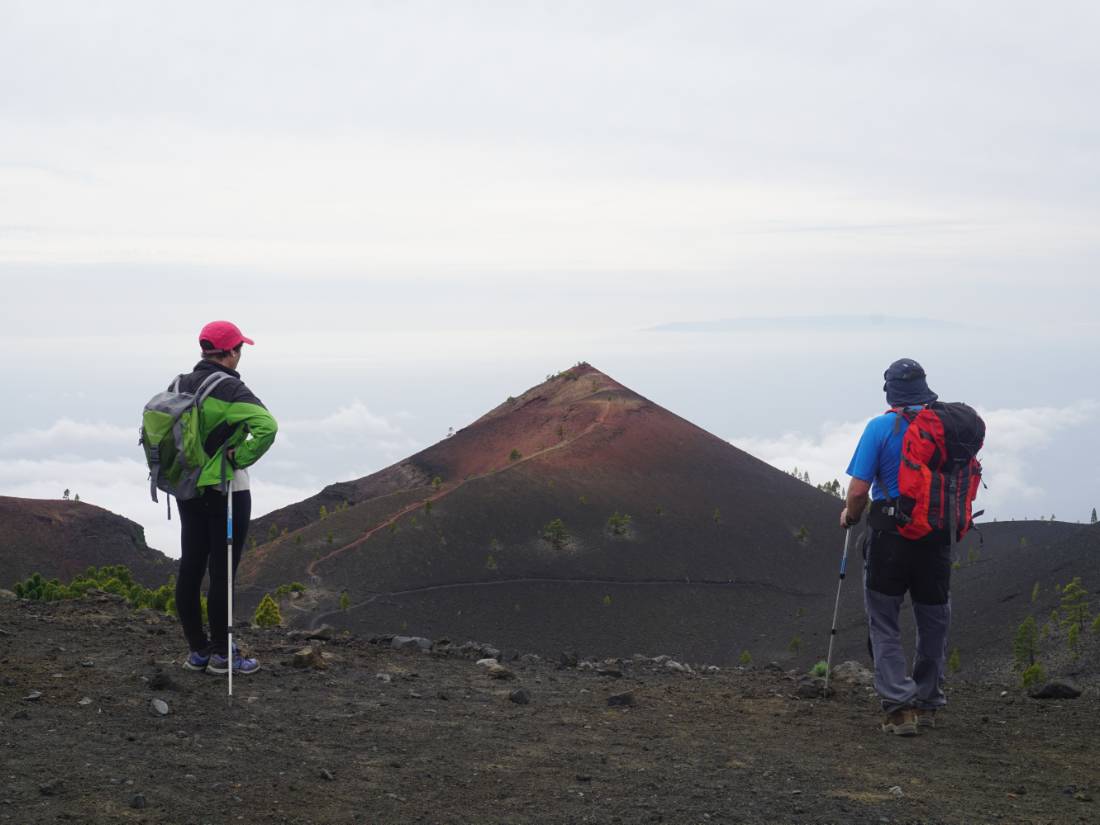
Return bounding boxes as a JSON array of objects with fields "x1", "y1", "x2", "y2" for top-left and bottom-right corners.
[{"x1": 303, "y1": 396, "x2": 614, "y2": 587}]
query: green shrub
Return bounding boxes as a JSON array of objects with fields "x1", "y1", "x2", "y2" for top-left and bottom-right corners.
[
  {"x1": 606, "y1": 512, "x2": 632, "y2": 536},
  {"x1": 339, "y1": 591, "x2": 350, "y2": 611},
  {"x1": 509, "y1": 448, "x2": 522, "y2": 462},
  {"x1": 810, "y1": 660, "x2": 828, "y2": 678},
  {"x1": 542, "y1": 518, "x2": 569, "y2": 550},
  {"x1": 1021, "y1": 662, "x2": 1046, "y2": 690},
  {"x1": 947, "y1": 647, "x2": 961, "y2": 673},
  {"x1": 253, "y1": 594, "x2": 282, "y2": 627},
  {"x1": 738, "y1": 650, "x2": 752, "y2": 666},
  {"x1": 788, "y1": 636, "x2": 801, "y2": 654},
  {"x1": 602, "y1": 594, "x2": 612, "y2": 607}
]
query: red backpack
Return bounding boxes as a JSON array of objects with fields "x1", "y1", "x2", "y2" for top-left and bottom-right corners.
[{"x1": 890, "y1": 402, "x2": 985, "y2": 542}]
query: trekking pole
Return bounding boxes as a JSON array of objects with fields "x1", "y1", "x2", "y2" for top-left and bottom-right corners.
[
  {"x1": 226, "y1": 476, "x2": 234, "y2": 705},
  {"x1": 823, "y1": 527, "x2": 852, "y2": 697}
]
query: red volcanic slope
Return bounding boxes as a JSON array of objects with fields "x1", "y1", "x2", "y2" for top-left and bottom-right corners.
[
  {"x1": 0, "y1": 496, "x2": 173, "y2": 589},
  {"x1": 239, "y1": 365, "x2": 845, "y2": 660}
]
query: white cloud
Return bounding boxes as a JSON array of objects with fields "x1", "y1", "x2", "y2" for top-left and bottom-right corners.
[
  {"x1": 0, "y1": 419, "x2": 134, "y2": 454},
  {"x1": 975, "y1": 401, "x2": 1099, "y2": 508},
  {"x1": 732, "y1": 401, "x2": 1099, "y2": 521},
  {"x1": 282, "y1": 400, "x2": 401, "y2": 441},
  {"x1": 732, "y1": 420, "x2": 866, "y2": 490},
  {"x1": 0, "y1": 402, "x2": 418, "y2": 559}
]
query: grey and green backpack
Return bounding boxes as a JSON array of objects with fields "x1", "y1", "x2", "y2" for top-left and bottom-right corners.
[{"x1": 140, "y1": 372, "x2": 231, "y2": 515}]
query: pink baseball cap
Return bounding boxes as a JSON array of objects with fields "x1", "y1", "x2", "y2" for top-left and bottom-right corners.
[{"x1": 198, "y1": 320, "x2": 255, "y2": 351}]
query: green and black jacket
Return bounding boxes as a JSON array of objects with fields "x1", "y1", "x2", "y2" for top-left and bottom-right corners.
[{"x1": 172, "y1": 361, "x2": 278, "y2": 490}]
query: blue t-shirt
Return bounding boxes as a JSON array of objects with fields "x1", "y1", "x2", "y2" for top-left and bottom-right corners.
[{"x1": 846, "y1": 410, "x2": 920, "y2": 501}]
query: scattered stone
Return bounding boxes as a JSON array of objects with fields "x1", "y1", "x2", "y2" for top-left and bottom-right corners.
[
  {"x1": 704, "y1": 666, "x2": 721, "y2": 675},
  {"x1": 764, "y1": 662, "x2": 784, "y2": 673},
  {"x1": 597, "y1": 666, "x2": 623, "y2": 678},
  {"x1": 24, "y1": 690, "x2": 42, "y2": 701},
  {"x1": 148, "y1": 669, "x2": 176, "y2": 691},
  {"x1": 831, "y1": 661, "x2": 874, "y2": 687},
  {"x1": 320, "y1": 768, "x2": 335, "y2": 781},
  {"x1": 653, "y1": 655, "x2": 670, "y2": 665},
  {"x1": 391, "y1": 636, "x2": 432, "y2": 652},
  {"x1": 577, "y1": 661, "x2": 597, "y2": 671},
  {"x1": 509, "y1": 688, "x2": 530, "y2": 705},
  {"x1": 292, "y1": 644, "x2": 328, "y2": 670},
  {"x1": 889, "y1": 785, "x2": 904, "y2": 798},
  {"x1": 130, "y1": 793, "x2": 147, "y2": 809},
  {"x1": 575, "y1": 773, "x2": 593, "y2": 782},
  {"x1": 375, "y1": 673, "x2": 393, "y2": 684},
  {"x1": 480, "y1": 645, "x2": 501, "y2": 660},
  {"x1": 407, "y1": 691, "x2": 423, "y2": 699},
  {"x1": 607, "y1": 691, "x2": 635, "y2": 708},
  {"x1": 39, "y1": 779, "x2": 63, "y2": 796},
  {"x1": 487, "y1": 663, "x2": 515, "y2": 680},
  {"x1": 1075, "y1": 791, "x2": 1093, "y2": 802},
  {"x1": 665, "y1": 660, "x2": 687, "y2": 673},
  {"x1": 289, "y1": 624, "x2": 334, "y2": 641},
  {"x1": 12, "y1": 709, "x2": 29, "y2": 720},
  {"x1": 0, "y1": 588, "x2": 16, "y2": 600},
  {"x1": 80, "y1": 660, "x2": 95, "y2": 668},
  {"x1": 151, "y1": 699, "x2": 170, "y2": 716},
  {"x1": 558, "y1": 651, "x2": 579, "y2": 669},
  {"x1": 1029, "y1": 680, "x2": 1082, "y2": 700},
  {"x1": 796, "y1": 677, "x2": 829, "y2": 699},
  {"x1": 78, "y1": 697, "x2": 93, "y2": 706},
  {"x1": 475, "y1": 658, "x2": 499, "y2": 668},
  {"x1": 519, "y1": 654, "x2": 542, "y2": 666}
]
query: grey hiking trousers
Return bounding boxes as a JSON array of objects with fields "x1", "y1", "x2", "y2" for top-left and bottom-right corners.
[{"x1": 862, "y1": 528, "x2": 952, "y2": 713}]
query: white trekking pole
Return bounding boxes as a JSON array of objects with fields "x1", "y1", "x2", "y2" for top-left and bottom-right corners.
[
  {"x1": 824, "y1": 527, "x2": 852, "y2": 697},
  {"x1": 226, "y1": 476, "x2": 234, "y2": 705}
]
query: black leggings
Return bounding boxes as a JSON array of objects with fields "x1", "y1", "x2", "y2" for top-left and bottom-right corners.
[{"x1": 176, "y1": 489, "x2": 251, "y2": 655}]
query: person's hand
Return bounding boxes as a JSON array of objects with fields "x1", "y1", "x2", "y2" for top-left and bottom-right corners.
[{"x1": 840, "y1": 508, "x2": 858, "y2": 529}]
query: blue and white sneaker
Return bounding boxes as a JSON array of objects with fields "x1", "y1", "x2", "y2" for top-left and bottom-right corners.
[
  {"x1": 207, "y1": 648, "x2": 260, "y2": 676},
  {"x1": 182, "y1": 650, "x2": 211, "y2": 672}
]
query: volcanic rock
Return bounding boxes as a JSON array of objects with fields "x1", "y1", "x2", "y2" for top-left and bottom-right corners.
[
  {"x1": 830, "y1": 661, "x2": 873, "y2": 687},
  {"x1": 391, "y1": 636, "x2": 432, "y2": 652},
  {"x1": 509, "y1": 688, "x2": 531, "y2": 705},
  {"x1": 607, "y1": 691, "x2": 635, "y2": 707},
  {"x1": 1029, "y1": 680, "x2": 1082, "y2": 700}
]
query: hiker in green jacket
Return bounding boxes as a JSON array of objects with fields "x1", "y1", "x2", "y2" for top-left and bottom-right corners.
[{"x1": 176, "y1": 321, "x2": 278, "y2": 675}]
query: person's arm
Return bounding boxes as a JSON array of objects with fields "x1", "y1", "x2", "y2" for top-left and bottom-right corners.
[
  {"x1": 841, "y1": 416, "x2": 882, "y2": 529},
  {"x1": 840, "y1": 477, "x2": 871, "y2": 529},
  {"x1": 222, "y1": 381, "x2": 278, "y2": 469}
]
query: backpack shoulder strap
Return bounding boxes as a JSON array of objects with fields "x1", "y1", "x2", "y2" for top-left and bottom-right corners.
[
  {"x1": 171, "y1": 374, "x2": 184, "y2": 393},
  {"x1": 194, "y1": 371, "x2": 233, "y2": 408}
]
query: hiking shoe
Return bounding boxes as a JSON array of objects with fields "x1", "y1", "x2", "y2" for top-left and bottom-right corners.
[
  {"x1": 915, "y1": 708, "x2": 937, "y2": 729},
  {"x1": 881, "y1": 708, "x2": 919, "y2": 736},
  {"x1": 207, "y1": 650, "x2": 261, "y2": 676},
  {"x1": 182, "y1": 650, "x2": 211, "y2": 672}
]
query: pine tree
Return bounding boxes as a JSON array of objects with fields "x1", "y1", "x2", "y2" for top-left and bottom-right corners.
[
  {"x1": 252, "y1": 594, "x2": 282, "y2": 627},
  {"x1": 1013, "y1": 616, "x2": 1038, "y2": 669},
  {"x1": 1091, "y1": 507, "x2": 1097, "y2": 524}
]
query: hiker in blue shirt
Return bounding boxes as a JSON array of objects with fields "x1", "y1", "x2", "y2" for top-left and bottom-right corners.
[{"x1": 841, "y1": 359, "x2": 951, "y2": 737}]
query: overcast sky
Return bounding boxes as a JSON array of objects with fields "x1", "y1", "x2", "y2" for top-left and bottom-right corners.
[{"x1": 2, "y1": 2, "x2": 1098, "y2": 556}]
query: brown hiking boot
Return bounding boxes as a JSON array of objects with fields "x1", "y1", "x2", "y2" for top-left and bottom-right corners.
[
  {"x1": 915, "y1": 708, "x2": 936, "y2": 729},
  {"x1": 881, "y1": 708, "x2": 919, "y2": 736}
]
